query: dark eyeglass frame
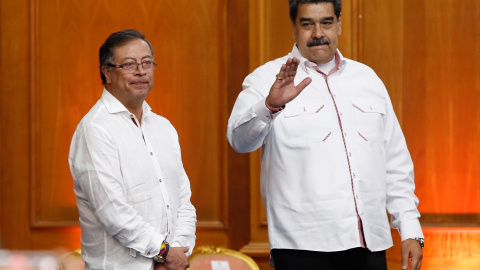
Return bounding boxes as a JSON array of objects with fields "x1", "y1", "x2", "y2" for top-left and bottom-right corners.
[{"x1": 106, "y1": 60, "x2": 157, "y2": 72}]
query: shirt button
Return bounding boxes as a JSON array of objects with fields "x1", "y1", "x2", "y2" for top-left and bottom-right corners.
[
  {"x1": 147, "y1": 252, "x2": 150, "y2": 255},
  {"x1": 167, "y1": 205, "x2": 170, "y2": 209},
  {"x1": 150, "y1": 152, "x2": 153, "y2": 156},
  {"x1": 353, "y1": 173, "x2": 356, "y2": 178},
  {"x1": 159, "y1": 179, "x2": 162, "y2": 183},
  {"x1": 340, "y1": 112, "x2": 343, "y2": 117},
  {"x1": 349, "y1": 152, "x2": 352, "y2": 157},
  {"x1": 356, "y1": 194, "x2": 359, "y2": 199}
]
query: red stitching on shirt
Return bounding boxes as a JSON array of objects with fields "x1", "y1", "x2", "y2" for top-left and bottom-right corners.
[
  {"x1": 353, "y1": 104, "x2": 365, "y2": 113},
  {"x1": 358, "y1": 132, "x2": 368, "y2": 141},
  {"x1": 322, "y1": 132, "x2": 331, "y2": 142},
  {"x1": 322, "y1": 74, "x2": 366, "y2": 248},
  {"x1": 316, "y1": 105, "x2": 325, "y2": 113}
]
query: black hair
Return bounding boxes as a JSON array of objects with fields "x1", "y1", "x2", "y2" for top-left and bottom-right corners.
[{"x1": 288, "y1": 0, "x2": 342, "y2": 24}]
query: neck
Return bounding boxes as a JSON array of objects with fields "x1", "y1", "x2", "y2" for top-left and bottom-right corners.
[
  {"x1": 105, "y1": 88, "x2": 144, "y2": 124},
  {"x1": 129, "y1": 106, "x2": 143, "y2": 125}
]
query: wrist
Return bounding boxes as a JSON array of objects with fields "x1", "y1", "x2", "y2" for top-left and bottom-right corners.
[
  {"x1": 153, "y1": 241, "x2": 170, "y2": 263},
  {"x1": 265, "y1": 101, "x2": 285, "y2": 114},
  {"x1": 408, "y1": 237, "x2": 424, "y2": 249}
]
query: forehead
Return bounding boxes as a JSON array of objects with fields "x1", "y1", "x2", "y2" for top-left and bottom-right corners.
[
  {"x1": 296, "y1": 2, "x2": 336, "y2": 21},
  {"x1": 113, "y1": 39, "x2": 153, "y2": 60}
]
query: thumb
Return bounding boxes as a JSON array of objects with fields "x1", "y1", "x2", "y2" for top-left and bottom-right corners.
[
  {"x1": 296, "y1": 77, "x2": 312, "y2": 92},
  {"x1": 181, "y1": 246, "x2": 190, "y2": 253}
]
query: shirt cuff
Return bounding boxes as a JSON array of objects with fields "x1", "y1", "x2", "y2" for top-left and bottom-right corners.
[
  {"x1": 254, "y1": 99, "x2": 284, "y2": 122},
  {"x1": 398, "y1": 219, "x2": 424, "y2": 242},
  {"x1": 143, "y1": 232, "x2": 164, "y2": 258}
]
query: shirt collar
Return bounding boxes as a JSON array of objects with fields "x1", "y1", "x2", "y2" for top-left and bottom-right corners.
[
  {"x1": 100, "y1": 88, "x2": 152, "y2": 116},
  {"x1": 290, "y1": 44, "x2": 347, "y2": 76}
]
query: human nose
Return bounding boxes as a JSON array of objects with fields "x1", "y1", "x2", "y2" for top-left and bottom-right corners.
[
  {"x1": 313, "y1": 24, "x2": 324, "y2": 38},
  {"x1": 134, "y1": 63, "x2": 146, "y2": 73}
]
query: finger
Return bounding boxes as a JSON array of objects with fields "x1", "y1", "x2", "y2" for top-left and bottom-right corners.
[
  {"x1": 411, "y1": 255, "x2": 422, "y2": 270},
  {"x1": 283, "y1": 58, "x2": 294, "y2": 77},
  {"x1": 286, "y1": 58, "x2": 299, "y2": 78},
  {"x1": 296, "y1": 77, "x2": 312, "y2": 92},
  {"x1": 401, "y1": 249, "x2": 410, "y2": 270},
  {"x1": 275, "y1": 64, "x2": 287, "y2": 83}
]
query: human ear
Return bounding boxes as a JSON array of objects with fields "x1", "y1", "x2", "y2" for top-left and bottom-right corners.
[{"x1": 101, "y1": 65, "x2": 112, "y2": 85}]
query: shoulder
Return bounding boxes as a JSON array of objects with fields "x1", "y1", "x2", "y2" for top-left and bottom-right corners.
[
  {"x1": 74, "y1": 100, "x2": 109, "y2": 132},
  {"x1": 146, "y1": 112, "x2": 179, "y2": 136},
  {"x1": 344, "y1": 58, "x2": 377, "y2": 74}
]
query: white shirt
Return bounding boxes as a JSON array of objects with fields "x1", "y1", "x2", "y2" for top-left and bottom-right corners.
[
  {"x1": 227, "y1": 45, "x2": 423, "y2": 252},
  {"x1": 69, "y1": 89, "x2": 196, "y2": 270}
]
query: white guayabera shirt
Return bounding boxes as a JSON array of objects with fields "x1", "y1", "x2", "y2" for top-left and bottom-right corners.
[
  {"x1": 69, "y1": 89, "x2": 196, "y2": 270},
  {"x1": 227, "y1": 45, "x2": 423, "y2": 254}
]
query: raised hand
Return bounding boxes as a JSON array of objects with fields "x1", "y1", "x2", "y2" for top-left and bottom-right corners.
[{"x1": 265, "y1": 57, "x2": 312, "y2": 108}]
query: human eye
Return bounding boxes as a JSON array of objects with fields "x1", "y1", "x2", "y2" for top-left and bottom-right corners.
[
  {"x1": 322, "y1": 20, "x2": 333, "y2": 27},
  {"x1": 302, "y1": 22, "x2": 314, "y2": 28},
  {"x1": 139, "y1": 60, "x2": 153, "y2": 70},
  {"x1": 121, "y1": 62, "x2": 136, "y2": 70}
]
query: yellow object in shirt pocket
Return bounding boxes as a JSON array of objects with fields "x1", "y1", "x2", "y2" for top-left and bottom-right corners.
[
  {"x1": 351, "y1": 97, "x2": 386, "y2": 142},
  {"x1": 282, "y1": 99, "x2": 332, "y2": 145}
]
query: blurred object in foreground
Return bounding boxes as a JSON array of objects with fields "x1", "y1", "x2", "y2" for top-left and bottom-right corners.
[{"x1": 0, "y1": 249, "x2": 84, "y2": 270}]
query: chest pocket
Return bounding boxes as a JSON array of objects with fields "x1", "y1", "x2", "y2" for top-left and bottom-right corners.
[
  {"x1": 352, "y1": 97, "x2": 386, "y2": 142},
  {"x1": 281, "y1": 99, "x2": 331, "y2": 145}
]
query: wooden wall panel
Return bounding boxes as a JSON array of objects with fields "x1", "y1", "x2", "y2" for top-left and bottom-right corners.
[
  {"x1": 0, "y1": 0, "x2": 240, "y2": 251},
  {"x1": 362, "y1": 0, "x2": 480, "y2": 216},
  {"x1": 31, "y1": 0, "x2": 228, "y2": 228},
  {"x1": 360, "y1": 0, "x2": 480, "y2": 268},
  {"x1": 0, "y1": 0, "x2": 33, "y2": 249}
]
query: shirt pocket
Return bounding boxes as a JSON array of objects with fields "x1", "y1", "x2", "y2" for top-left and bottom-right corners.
[
  {"x1": 351, "y1": 97, "x2": 386, "y2": 142},
  {"x1": 126, "y1": 181, "x2": 151, "y2": 204},
  {"x1": 281, "y1": 99, "x2": 331, "y2": 145}
]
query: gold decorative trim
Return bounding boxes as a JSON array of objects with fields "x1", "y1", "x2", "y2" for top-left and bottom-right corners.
[{"x1": 189, "y1": 245, "x2": 260, "y2": 270}]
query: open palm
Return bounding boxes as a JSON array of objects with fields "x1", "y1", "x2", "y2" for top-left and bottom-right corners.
[{"x1": 266, "y1": 57, "x2": 312, "y2": 108}]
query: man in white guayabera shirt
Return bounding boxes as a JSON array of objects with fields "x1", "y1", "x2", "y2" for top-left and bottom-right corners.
[
  {"x1": 69, "y1": 29, "x2": 196, "y2": 270},
  {"x1": 227, "y1": 1, "x2": 423, "y2": 269}
]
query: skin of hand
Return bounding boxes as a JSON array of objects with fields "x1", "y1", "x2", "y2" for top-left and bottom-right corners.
[
  {"x1": 401, "y1": 239, "x2": 423, "y2": 270},
  {"x1": 160, "y1": 246, "x2": 190, "y2": 270},
  {"x1": 154, "y1": 263, "x2": 167, "y2": 270},
  {"x1": 265, "y1": 57, "x2": 312, "y2": 108}
]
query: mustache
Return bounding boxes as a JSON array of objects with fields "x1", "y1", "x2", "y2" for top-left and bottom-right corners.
[{"x1": 307, "y1": 38, "x2": 330, "y2": 47}]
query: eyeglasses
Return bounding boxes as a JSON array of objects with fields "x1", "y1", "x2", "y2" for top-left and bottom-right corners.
[{"x1": 107, "y1": 60, "x2": 157, "y2": 72}]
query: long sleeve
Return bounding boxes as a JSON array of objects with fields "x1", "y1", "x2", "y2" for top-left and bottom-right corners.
[
  {"x1": 70, "y1": 122, "x2": 164, "y2": 257},
  {"x1": 381, "y1": 83, "x2": 424, "y2": 241},
  {"x1": 227, "y1": 65, "x2": 283, "y2": 153},
  {"x1": 170, "y1": 135, "x2": 197, "y2": 256}
]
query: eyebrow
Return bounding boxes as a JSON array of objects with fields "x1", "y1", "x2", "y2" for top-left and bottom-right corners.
[
  {"x1": 299, "y1": 17, "x2": 313, "y2": 22},
  {"x1": 121, "y1": 55, "x2": 153, "y2": 62},
  {"x1": 299, "y1": 16, "x2": 335, "y2": 22}
]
